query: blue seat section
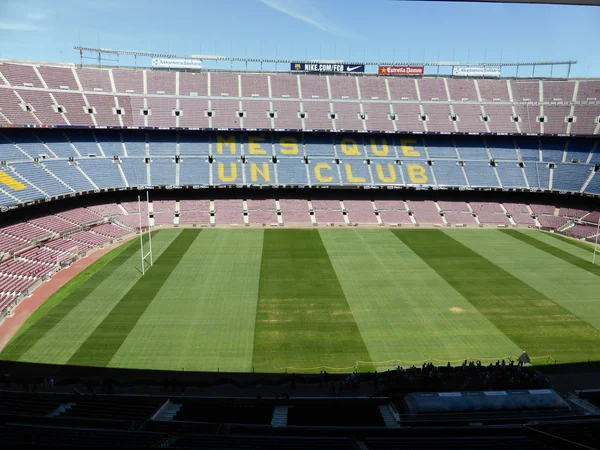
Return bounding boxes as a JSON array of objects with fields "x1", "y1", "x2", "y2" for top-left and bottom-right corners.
[
  {"x1": 78, "y1": 158, "x2": 125, "y2": 189},
  {"x1": 150, "y1": 158, "x2": 176, "y2": 186},
  {"x1": 39, "y1": 130, "x2": 79, "y2": 158},
  {"x1": 524, "y1": 163, "x2": 550, "y2": 190},
  {"x1": 394, "y1": 136, "x2": 425, "y2": 160},
  {"x1": 11, "y1": 162, "x2": 69, "y2": 196},
  {"x1": 517, "y1": 138, "x2": 540, "y2": 161},
  {"x1": 179, "y1": 133, "x2": 209, "y2": 156},
  {"x1": 274, "y1": 135, "x2": 304, "y2": 157},
  {"x1": 424, "y1": 136, "x2": 457, "y2": 159},
  {"x1": 399, "y1": 161, "x2": 435, "y2": 186},
  {"x1": 339, "y1": 159, "x2": 371, "y2": 185},
  {"x1": 565, "y1": 139, "x2": 595, "y2": 162},
  {"x1": 43, "y1": 160, "x2": 96, "y2": 192},
  {"x1": 149, "y1": 131, "x2": 177, "y2": 156},
  {"x1": 179, "y1": 158, "x2": 210, "y2": 185},
  {"x1": 308, "y1": 158, "x2": 341, "y2": 185},
  {"x1": 304, "y1": 134, "x2": 335, "y2": 157},
  {"x1": 66, "y1": 130, "x2": 102, "y2": 156},
  {"x1": 371, "y1": 161, "x2": 403, "y2": 185},
  {"x1": 94, "y1": 131, "x2": 124, "y2": 156},
  {"x1": 120, "y1": 158, "x2": 147, "y2": 186},
  {"x1": 496, "y1": 162, "x2": 527, "y2": 188},
  {"x1": 365, "y1": 136, "x2": 398, "y2": 159},
  {"x1": 242, "y1": 133, "x2": 273, "y2": 157},
  {"x1": 455, "y1": 137, "x2": 488, "y2": 160},
  {"x1": 212, "y1": 157, "x2": 243, "y2": 185},
  {"x1": 432, "y1": 160, "x2": 467, "y2": 186},
  {"x1": 552, "y1": 164, "x2": 591, "y2": 192},
  {"x1": 335, "y1": 135, "x2": 364, "y2": 158},
  {"x1": 0, "y1": 189, "x2": 16, "y2": 206},
  {"x1": 464, "y1": 161, "x2": 499, "y2": 187},
  {"x1": 0, "y1": 134, "x2": 29, "y2": 161},
  {"x1": 487, "y1": 137, "x2": 519, "y2": 161},
  {"x1": 591, "y1": 150, "x2": 600, "y2": 164},
  {"x1": 276, "y1": 158, "x2": 309, "y2": 185},
  {"x1": 541, "y1": 139, "x2": 566, "y2": 162},
  {"x1": 5, "y1": 130, "x2": 49, "y2": 159},
  {"x1": 122, "y1": 131, "x2": 147, "y2": 157},
  {"x1": 585, "y1": 171, "x2": 600, "y2": 195},
  {"x1": 245, "y1": 158, "x2": 277, "y2": 185},
  {"x1": 0, "y1": 166, "x2": 45, "y2": 202}
]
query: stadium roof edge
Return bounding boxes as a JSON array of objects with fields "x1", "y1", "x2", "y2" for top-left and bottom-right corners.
[
  {"x1": 5, "y1": 58, "x2": 600, "y2": 81},
  {"x1": 0, "y1": 58, "x2": 76, "y2": 67}
]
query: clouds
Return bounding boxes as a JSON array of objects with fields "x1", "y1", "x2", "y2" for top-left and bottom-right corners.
[
  {"x1": 258, "y1": 0, "x2": 363, "y2": 40},
  {"x1": 0, "y1": 21, "x2": 44, "y2": 31},
  {"x1": 0, "y1": 1, "x2": 47, "y2": 32}
]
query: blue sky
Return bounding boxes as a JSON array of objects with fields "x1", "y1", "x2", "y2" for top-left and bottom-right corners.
[{"x1": 0, "y1": 0, "x2": 598, "y2": 77}]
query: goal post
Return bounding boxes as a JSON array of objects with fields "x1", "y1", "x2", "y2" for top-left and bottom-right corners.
[
  {"x1": 55, "y1": 244, "x2": 79, "y2": 270},
  {"x1": 593, "y1": 214, "x2": 600, "y2": 265},
  {"x1": 139, "y1": 192, "x2": 154, "y2": 275}
]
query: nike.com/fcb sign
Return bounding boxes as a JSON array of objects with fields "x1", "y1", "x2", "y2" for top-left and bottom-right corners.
[{"x1": 290, "y1": 63, "x2": 365, "y2": 73}]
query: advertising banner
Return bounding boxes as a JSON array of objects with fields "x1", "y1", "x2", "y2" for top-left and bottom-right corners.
[
  {"x1": 290, "y1": 62, "x2": 365, "y2": 73},
  {"x1": 151, "y1": 58, "x2": 202, "y2": 69},
  {"x1": 452, "y1": 66, "x2": 501, "y2": 77},
  {"x1": 378, "y1": 65, "x2": 424, "y2": 76}
]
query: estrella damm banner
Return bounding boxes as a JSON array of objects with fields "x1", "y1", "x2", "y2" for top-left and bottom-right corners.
[{"x1": 379, "y1": 65, "x2": 424, "y2": 76}]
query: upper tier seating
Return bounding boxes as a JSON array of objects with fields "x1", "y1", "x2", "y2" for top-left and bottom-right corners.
[{"x1": 1, "y1": 62, "x2": 598, "y2": 135}]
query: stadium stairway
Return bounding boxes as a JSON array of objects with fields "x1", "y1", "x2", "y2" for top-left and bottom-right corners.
[
  {"x1": 47, "y1": 402, "x2": 75, "y2": 417},
  {"x1": 378, "y1": 404, "x2": 400, "y2": 428},
  {"x1": 557, "y1": 221, "x2": 575, "y2": 233},
  {"x1": 271, "y1": 405, "x2": 288, "y2": 427},
  {"x1": 151, "y1": 399, "x2": 181, "y2": 421}
]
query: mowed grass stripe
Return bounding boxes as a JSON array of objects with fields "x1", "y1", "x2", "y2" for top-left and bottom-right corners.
[
  {"x1": 253, "y1": 230, "x2": 372, "y2": 372},
  {"x1": 521, "y1": 230, "x2": 597, "y2": 261},
  {"x1": 502, "y1": 229, "x2": 600, "y2": 278},
  {"x1": 108, "y1": 229, "x2": 263, "y2": 372},
  {"x1": 1, "y1": 236, "x2": 144, "y2": 361},
  {"x1": 393, "y1": 230, "x2": 600, "y2": 363},
  {"x1": 320, "y1": 229, "x2": 520, "y2": 367},
  {"x1": 18, "y1": 231, "x2": 179, "y2": 365},
  {"x1": 543, "y1": 232, "x2": 596, "y2": 254},
  {"x1": 447, "y1": 230, "x2": 600, "y2": 349},
  {"x1": 67, "y1": 229, "x2": 199, "y2": 367}
]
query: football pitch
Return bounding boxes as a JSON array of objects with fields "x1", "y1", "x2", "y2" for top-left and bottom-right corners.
[{"x1": 2, "y1": 228, "x2": 600, "y2": 373}]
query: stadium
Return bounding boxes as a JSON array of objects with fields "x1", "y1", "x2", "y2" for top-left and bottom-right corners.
[{"x1": 0, "y1": 0, "x2": 600, "y2": 447}]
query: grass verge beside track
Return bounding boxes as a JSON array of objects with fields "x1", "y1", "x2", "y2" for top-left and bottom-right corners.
[{"x1": 0, "y1": 237, "x2": 142, "y2": 361}]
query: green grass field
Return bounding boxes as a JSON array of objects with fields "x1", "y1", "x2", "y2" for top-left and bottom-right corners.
[{"x1": 2, "y1": 228, "x2": 600, "y2": 373}]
